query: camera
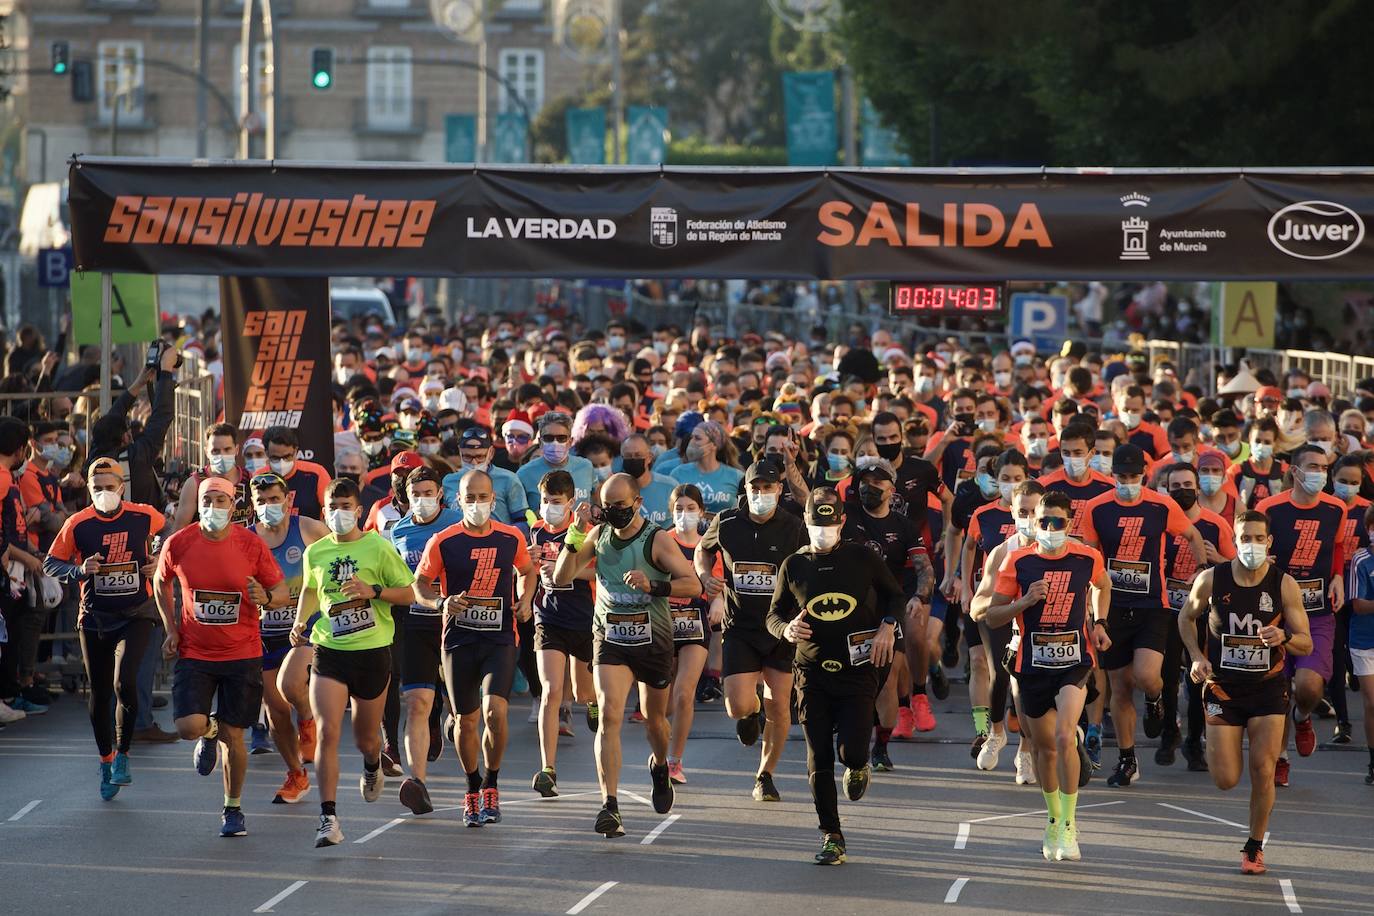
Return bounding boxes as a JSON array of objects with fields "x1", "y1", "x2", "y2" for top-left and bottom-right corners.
[
  {"x1": 145, "y1": 339, "x2": 183, "y2": 371},
  {"x1": 954, "y1": 413, "x2": 976, "y2": 437}
]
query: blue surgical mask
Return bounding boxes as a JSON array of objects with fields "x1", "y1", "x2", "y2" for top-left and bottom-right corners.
[
  {"x1": 1064, "y1": 455, "x2": 1088, "y2": 478},
  {"x1": 827, "y1": 452, "x2": 850, "y2": 473},
  {"x1": 1199, "y1": 473, "x2": 1224, "y2": 496},
  {"x1": 1036, "y1": 529, "x2": 1067, "y2": 552},
  {"x1": 542, "y1": 441, "x2": 569, "y2": 464},
  {"x1": 208, "y1": 453, "x2": 236, "y2": 475},
  {"x1": 1236, "y1": 542, "x2": 1267, "y2": 570},
  {"x1": 1301, "y1": 470, "x2": 1327, "y2": 494},
  {"x1": 1334, "y1": 481, "x2": 1360, "y2": 501},
  {"x1": 1116, "y1": 482, "x2": 1142, "y2": 502},
  {"x1": 976, "y1": 471, "x2": 998, "y2": 498},
  {"x1": 256, "y1": 503, "x2": 286, "y2": 527},
  {"x1": 1090, "y1": 454, "x2": 1112, "y2": 475}
]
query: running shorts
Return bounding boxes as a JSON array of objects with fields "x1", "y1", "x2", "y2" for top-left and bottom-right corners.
[
  {"x1": 1100, "y1": 606, "x2": 1168, "y2": 670},
  {"x1": 443, "y1": 642, "x2": 518, "y2": 715},
  {"x1": 722, "y1": 627, "x2": 792, "y2": 677},
  {"x1": 593, "y1": 637, "x2": 672, "y2": 690},
  {"x1": 1202, "y1": 676, "x2": 1290, "y2": 727},
  {"x1": 1012, "y1": 664, "x2": 1092, "y2": 719},
  {"x1": 172, "y1": 657, "x2": 264, "y2": 728},
  {"x1": 312, "y1": 644, "x2": 392, "y2": 701},
  {"x1": 534, "y1": 623, "x2": 594, "y2": 665}
]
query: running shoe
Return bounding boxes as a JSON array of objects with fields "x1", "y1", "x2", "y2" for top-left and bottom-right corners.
[
  {"x1": 585, "y1": 702, "x2": 600, "y2": 734},
  {"x1": 753, "y1": 772, "x2": 781, "y2": 802},
  {"x1": 220, "y1": 807, "x2": 247, "y2": 837},
  {"x1": 649, "y1": 757, "x2": 675, "y2": 814},
  {"x1": 249, "y1": 723, "x2": 272, "y2": 755},
  {"x1": 843, "y1": 765, "x2": 871, "y2": 801},
  {"x1": 871, "y1": 745, "x2": 894, "y2": 772},
  {"x1": 315, "y1": 814, "x2": 343, "y2": 847},
  {"x1": 360, "y1": 765, "x2": 384, "y2": 803},
  {"x1": 628, "y1": 709, "x2": 646, "y2": 724},
  {"x1": 1293, "y1": 713, "x2": 1316, "y2": 757},
  {"x1": 427, "y1": 720, "x2": 443, "y2": 763},
  {"x1": 20, "y1": 685, "x2": 51, "y2": 707},
  {"x1": 595, "y1": 805, "x2": 625, "y2": 838},
  {"x1": 273, "y1": 768, "x2": 311, "y2": 804},
  {"x1": 976, "y1": 730, "x2": 1007, "y2": 771},
  {"x1": 298, "y1": 717, "x2": 317, "y2": 764},
  {"x1": 736, "y1": 704, "x2": 762, "y2": 747},
  {"x1": 99, "y1": 761, "x2": 120, "y2": 801},
  {"x1": 532, "y1": 767, "x2": 558, "y2": 798},
  {"x1": 1106, "y1": 755, "x2": 1139, "y2": 788},
  {"x1": 1142, "y1": 694, "x2": 1166, "y2": 739},
  {"x1": 697, "y1": 676, "x2": 723, "y2": 703},
  {"x1": 110, "y1": 751, "x2": 133, "y2": 786},
  {"x1": 1183, "y1": 740, "x2": 1208, "y2": 772},
  {"x1": 558, "y1": 706, "x2": 575, "y2": 738},
  {"x1": 929, "y1": 662, "x2": 950, "y2": 700},
  {"x1": 815, "y1": 834, "x2": 846, "y2": 866},
  {"x1": 1042, "y1": 821, "x2": 1060, "y2": 861},
  {"x1": 970, "y1": 733, "x2": 987, "y2": 760},
  {"x1": 1350, "y1": 671, "x2": 1361, "y2": 693},
  {"x1": 1015, "y1": 750, "x2": 1038, "y2": 785},
  {"x1": 942, "y1": 630, "x2": 960, "y2": 668},
  {"x1": 380, "y1": 744, "x2": 403, "y2": 778},
  {"x1": 891, "y1": 706, "x2": 915, "y2": 740},
  {"x1": 1241, "y1": 846, "x2": 1267, "y2": 875},
  {"x1": 463, "y1": 792, "x2": 483, "y2": 827},
  {"x1": 1273, "y1": 757, "x2": 1290, "y2": 787},
  {"x1": 480, "y1": 787, "x2": 501, "y2": 824},
  {"x1": 7, "y1": 696, "x2": 47, "y2": 715},
  {"x1": 1316, "y1": 696, "x2": 1336, "y2": 720},
  {"x1": 0, "y1": 700, "x2": 26, "y2": 724},
  {"x1": 911, "y1": 695, "x2": 936, "y2": 732},
  {"x1": 1084, "y1": 725, "x2": 1103, "y2": 770},
  {"x1": 1333, "y1": 721, "x2": 1353, "y2": 745},
  {"x1": 400, "y1": 777, "x2": 434, "y2": 815},
  {"x1": 527, "y1": 697, "x2": 539, "y2": 724},
  {"x1": 1007, "y1": 709, "x2": 1019, "y2": 734},
  {"x1": 193, "y1": 733, "x2": 218, "y2": 776},
  {"x1": 667, "y1": 760, "x2": 687, "y2": 785},
  {"x1": 1057, "y1": 822, "x2": 1081, "y2": 861},
  {"x1": 1155, "y1": 730, "x2": 1180, "y2": 766},
  {"x1": 1364, "y1": 763, "x2": 1373, "y2": 786},
  {"x1": 1076, "y1": 729, "x2": 1092, "y2": 788}
]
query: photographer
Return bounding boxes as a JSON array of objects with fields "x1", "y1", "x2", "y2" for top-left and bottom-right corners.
[{"x1": 87, "y1": 343, "x2": 180, "y2": 508}]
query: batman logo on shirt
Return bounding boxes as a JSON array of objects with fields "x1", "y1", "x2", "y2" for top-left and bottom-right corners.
[
  {"x1": 329, "y1": 556, "x2": 359, "y2": 587},
  {"x1": 806, "y1": 592, "x2": 856, "y2": 622}
]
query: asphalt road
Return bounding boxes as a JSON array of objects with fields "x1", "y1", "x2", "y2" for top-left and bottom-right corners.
[{"x1": 2, "y1": 679, "x2": 1371, "y2": 916}]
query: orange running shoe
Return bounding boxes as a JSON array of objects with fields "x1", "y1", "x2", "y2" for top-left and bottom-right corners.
[
  {"x1": 911, "y1": 695, "x2": 937, "y2": 732},
  {"x1": 298, "y1": 717, "x2": 316, "y2": 765},
  {"x1": 1241, "y1": 847, "x2": 1266, "y2": 875},
  {"x1": 272, "y1": 768, "x2": 310, "y2": 805},
  {"x1": 891, "y1": 706, "x2": 916, "y2": 740},
  {"x1": 1007, "y1": 709, "x2": 1020, "y2": 734}
]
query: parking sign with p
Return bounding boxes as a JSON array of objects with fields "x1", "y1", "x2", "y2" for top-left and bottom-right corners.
[{"x1": 1010, "y1": 293, "x2": 1068, "y2": 352}]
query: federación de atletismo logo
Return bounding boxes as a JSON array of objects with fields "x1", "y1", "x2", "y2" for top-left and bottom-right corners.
[{"x1": 650, "y1": 207, "x2": 678, "y2": 249}]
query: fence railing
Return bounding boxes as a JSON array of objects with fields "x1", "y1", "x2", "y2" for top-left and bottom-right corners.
[{"x1": 162, "y1": 353, "x2": 217, "y2": 479}]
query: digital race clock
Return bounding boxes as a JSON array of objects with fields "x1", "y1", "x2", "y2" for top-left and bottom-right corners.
[{"x1": 888, "y1": 282, "x2": 1005, "y2": 314}]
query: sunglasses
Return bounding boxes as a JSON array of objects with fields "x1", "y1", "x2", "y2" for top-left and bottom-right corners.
[
  {"x1": 506, "y1": 433, "x2": 533, "y2": 444},
  {"x1": 541, "y1": 434, "x2": 570, "y2": 443},
  {"x1": 1037, "y1": 517, "x2": 1068, "y2": 531},
  {"x1": 250, "y1": 472, "x2": 286, "y2": 490}
]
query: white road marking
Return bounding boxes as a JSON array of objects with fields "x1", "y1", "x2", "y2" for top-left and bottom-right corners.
[
  {"x1": 1263, "y1": 831, "x2": 1271, "y2": 848},
  {"x1": 567, "y1": 881, "x2": 618, "y2": 915},
  {"x1": 353, "y1": 817, "x2": 405, "y2": 844},
  {"x1": 620, "y1": 790, "x2": 654, "y2": 808},
  {"x1": 253, "y1": 880, "x2": 307, "y2": 913},
  {"x1": 640, "y1": 813, "x2": 680, "y2": 845},
  {"x1": 1280, "y1": 879, "x2": 1301, "y2": 913},
  {"x1": 954, "y1": 823, "x2": 969, "y2": 849},
  {"x1": 944, "y1": 878, "x2": 969, "y2": 904},
  {"x1": 966, "y1": 800, "x2": 1124, "y2": 824},
  {"x1": 8, "y1": 800, "x2": 41, "y2": 821},
  {"x1": 1157, "y1": 802, "x2": 1247, "y2": 831}
]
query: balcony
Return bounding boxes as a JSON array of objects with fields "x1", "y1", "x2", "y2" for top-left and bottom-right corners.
[
  {"x1": 84, "y1": 0, "x2": 159, "y2": 12},
  {"x1": 354, "y1": 0, "x2": 426, "y2": 19},
  {"x1": 354, "y1": 97, "x2": 428, "y2": 136}
]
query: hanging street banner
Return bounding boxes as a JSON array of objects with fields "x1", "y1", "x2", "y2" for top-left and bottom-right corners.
[
  {"x1": 444, "y1": 114, "x2": 477, "y2": 163},
  {"x1": 490, "y1": 113, "x2": 528, "y2": 164},
  {"x1": 566, "y1": 107, "x2": 607, "y2": 165},
  {"x1": 219, "y1": 276, "x2": 335, "y2": 469},
  {"x1": 627, "y1": 105, "x2": 668, "y2": 165},
  {"x1": 783, "y1": 71, "x2": 836, "y2": 166},
  {"x1": 861, "y1": 99, "x2": 911, "y2": 167},
  {"x1": 68, "y1": 159, "x2": 1374, "y2": 281}
]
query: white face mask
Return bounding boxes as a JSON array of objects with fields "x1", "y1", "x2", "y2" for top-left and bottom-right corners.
[
  {"x1": 326, "y1": 508, "x2": 357, "y2": 535},
  {"x1": 411, "y1": 496, "x2": 439, "y2": 520},
  {"x1": 256, "y1": 503, "x2": 286, "y2": 527},
  {"x1": 998, "y1": 481, "x2": 1016, "y2": 503},
  {"x1": 541, "y1": 502, "x2": 569, "y2": 527},
  {"x1": 1063, "y1": 455, "x2": 1088, "y2": 478},
  {"x1": 1015, "y1": 516, "x2": 1034, "y2": 539},
  {"x1": 673, "y1": 510, "x2": 701, "y2": 534},
  {"x1": 361, "y1": 438, "x2": 389, "y2": 457},
  {"x1": 418, "y1": 442, "x2": 441, "y2": 457},
  {"x1": 747, "y1": 491, "x2": 779, "y2": 516},
  {"x1": 914, "y1": 376, "x2": 935, "y2": 395},
  {"x1": 1120, "y1": 410, "x2": 1142, "y2": 430},
  {"x1": 269, "y1": 457, "x2": 295, "y2": 477},
  {"x1": 464, "y1": 500, "x2": 493, "y2": 526},
  {"x1": 244, "y1": 456, "x2": 268, "y2": 474},
  {"x1": 1251, "y1": 443, "x2": 1273, "y2": 461},
  {"x1": 594, "y1": 465, "x2": 613, "y2": 482},
  {"x1": 1236, "y1": 541, "x2": 1267, "y2": 570},
  {"x1": 1025, "y1": 438, "x2": 1049, "y2": 459},
  {"x1": 994, "y1": 371, "x2": 1012, "y2": 388},
  {"x1": 200, "y1": 506, "x2": 232, "y2": 533},
  {"x1": 976, "y1": 418, "x2": 998, "y2": 434},
  {"x1": 807, "y1": 524, "x2": 840, "y2": 551},
  {"x1": 1173, "y1": 450, "x2": 1195, "y2": 465},
  {"x1": 1036, "y1": 528, "x2": 1067, "y2": 551},
  {"x1": 208, "y1": 453, "x2": 236, "y2": 475},
  {"x1": 1309, "y1": 440, "x2": 1334, "y2": 455},
  {"x1": 91, "y1": 489, "x2": 121, "y2": 514}
]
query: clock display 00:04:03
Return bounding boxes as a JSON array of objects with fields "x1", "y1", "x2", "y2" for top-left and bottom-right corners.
[{"x1": 889, "y1": 282, "x2": 1004, "y2": 313}]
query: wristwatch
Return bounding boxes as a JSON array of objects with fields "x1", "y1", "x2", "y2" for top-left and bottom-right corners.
[
  {"x1": 371, "y1": 583, "x2": 383, "y2": 600},
  {"x1": 881, "y1": 615, "x2": 897, "y2": 627},
  {"x1": 1092, "y1": 619, "x2": 1107, "y2": 628},
  {"x1": 1280, "y1": 630, "x2": 1292, "y2": 646}
]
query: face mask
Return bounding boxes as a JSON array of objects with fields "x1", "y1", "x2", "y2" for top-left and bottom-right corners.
[
  {"x1": 602, "y1": 502, "x2": 638, "y2": 529},
  {"x1": 977, "y1": 418, "x2": 998, "y2": 434},
  {"x1": 1014, "y1": 354, "x2": 1033, "y2": 368},
  {"x1": 1196, "y1": 473, "x2": 1223, "y2": 496},
  {"x1": 653, "y1": 341, "x2": 669, "y2": 356},
  {"x1": 1236, "y1": 541, "x2": 1267, "y2": 570},
  {"x1": 998, "y1": 481, "x2": 1016, "y2": 503},
  {"x1": 1169, "y1": 487, "x2": 1198, "y2": 510},
  {"x1": 269, "y1": 458, "x2": 294, "y2": 477},
  {"x1": 594, "y1": 465, "x2": 613, "y2": 482},
  {"x1": 257, "y1": 503, "x2": 286, "y2": 527},
  {"x1": 1120, "y1": 411, "x2": 1142, "y2": 430},
  {"x1": 418, "y1": 442, "x2": 441, "y2": 458},
  {"x1": 411, "y1": 496, "x2": 439, "y2": 520},
  {"x1": 1173, "y1": 450, "x2": 1195, "y2": 465},
  {"x1": 326, "y1": 508, "x2": 357, "y2": 535},
  {"x1": 1015, "y1": 516, "x2": 1034, "y2": 539},
  {"x1": 858, "y1": 484, "x2": 884, "y2": 511},
  {"x1": 747, "y1": 491, "x2": 779, "y2": 516},
  {"x1": 338, "y1": 472, "x2": 361, "y2": 484},
  {"x1": 673, "y1": 510, "x2": 701, "y2": 534},
  {"x1": 914, "y1": 376, "x2": 935, "y2": 395},
  {"x1": 244, "y1": 457, "x2": 268, "y2": 475},
  {"x1": 542, "y1": 441, "x2": 569, "y2": 464},
  {"x1": 826, "y1": 452, "x2": 850, "y2": 473},
  {"x1": 1064, "y1": 455, "x2": 1088, "y2": 478},
  {"x1": 976, "y1": 471, "x2": 998, "y2": 498},
  {"x1": 361, "y1": 437, "x2": 389, "y2": 457},
  {"x1": 200, "y1": 506, "x2": 232, "y2": 533},
  {"x1": 335, "y1": 367, "x2": 353, "y2": 385},
  {"x1": 1287, "y1": 387, "x2": 1306, "y2": 399},
  {"x1": 1090, "y1": 454, "x2": 1112, "y2": 475},
  {"x1": 1301, "y1": 469, "x2": 1327, "y2": 494},
  {"x1": 1219, "y1": 439, "x2": 1241, "y2": 457},
  {"x1": 608, "y1": 335, "x2": 626, "y2": 351},
  {"x1": 684, "y1": 443, "x2": 707, "y2": 463},
  {"x1": 39, "y1": 443, "x2": 61, "y2": 464},
  {"x1": 463, "y1": 501, "x2": 493, "y2": 526},
  {"x1": 209, "y1": 453, "x2": 236, "y2": 475},
  {"x1": 1036, "y1": 528, "x2": 1067, "y2": 551},
  {"x1": 1026, "y1": 438, "x2": 1048, "y2": 459},
  {"x1": 541, "y1": 502, "x2": 569, "y2": 527},
  {"x1": 650, "y1": 444, "x2": 666, "y2": 458},
  {"x1": 91, "y1": 489, "x2": 121, "y2": 514},
  {"x1": 1116, "y1": 482, "x2": 1142, "y2": 502},
  {"x1": 423, "y1": 397, "x2": 442, "y2": 412},
  {"x1": 1309, "y1": 440, "x2": 1334, "y2": 455},
  {"x1": 406, "y1": 347, "x2": 425, "y2": 363},
  {"x1": 1334, "y1": 482, "x2": 1361, "y2": 501},
  {"x1": 994, "y1": 371, "x2": 1012, "y2": 388},
  {"x1": 621, "y1": 457, "x2": 647, "y2": 478},
  {"x1": 876, "y1": 442, "x2": 902, "y2": 461},
  {"x1": 807, "y1": 525, "x2": 841, "y2": 551},
  {"x1": 1251, "y1": 443, "x2": 1273, "y2": 461},
  {"x1": 53, "y1": 446, "x2": 73, "y2": 467}
]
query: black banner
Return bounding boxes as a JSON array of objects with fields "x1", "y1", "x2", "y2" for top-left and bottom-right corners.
[
  {"x1": 219, "y1": 276, "x2": 335, "y2": 471},
  {"x1": 70, "y1": 158, "x2": 1374, "y2": 280}
]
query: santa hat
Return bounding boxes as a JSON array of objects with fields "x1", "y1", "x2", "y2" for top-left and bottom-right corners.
[{"x1": 502, "y1": 411, "x2": 535, "y2": 438}]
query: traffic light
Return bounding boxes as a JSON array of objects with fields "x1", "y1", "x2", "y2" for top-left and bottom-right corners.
[
  {"x1": 310, "y1": 47, "x2": 333, "y2": 90},
  {"x1": 51, "y1": 40, "x2": 69, "y2": 75},
  {"x1": 71, "y1": 60, "x2": 94, "y2": 102}
]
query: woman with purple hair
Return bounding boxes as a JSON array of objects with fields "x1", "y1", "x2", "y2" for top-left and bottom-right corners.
[{"x1": 571, "y1": 403, "x2": 631, "y2": 446}]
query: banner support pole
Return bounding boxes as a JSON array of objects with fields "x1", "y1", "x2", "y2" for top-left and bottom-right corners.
[{"x1": 99, "y1": 272, "x2": 113, "y2": 413}]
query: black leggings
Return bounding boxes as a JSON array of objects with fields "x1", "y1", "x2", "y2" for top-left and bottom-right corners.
[
  {"x1": 384, "y1": 607, "x2": 407, "y2": 751},
  {"x1": 517, "y1": 617, "x2": 540, "y2": 699},
  {"x1": 799, "y1": 683, "x2": 878, "y2": 836},
  {"x1": 1328, "y1": 606, "x2": 1351, "y2": 723},
  {"x1": 1162, "y1": 612, "x2": 1205, "y2": 743},
  {"x1": 978, "y1": 621, "x2": 1014, "y2": 724},
  {"x1": 79, "y1": 620, "x2": 154, "y2": 757}
]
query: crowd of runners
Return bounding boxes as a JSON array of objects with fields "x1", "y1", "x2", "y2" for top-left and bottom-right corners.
[{"x1": 3, "y1": 312, "x2": 1374, "y2": 874}]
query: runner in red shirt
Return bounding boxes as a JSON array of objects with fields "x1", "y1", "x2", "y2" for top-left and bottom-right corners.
[{"x1": 155, "y1": 476, "x2": 287, "y2": 838}]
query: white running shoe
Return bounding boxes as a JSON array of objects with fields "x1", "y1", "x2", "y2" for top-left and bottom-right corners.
[
  {"x1": 0, "y1": 700, "x2": 25, "y2": 724},
  {"x1": 527, "y1": 698, "x2": 540, "y2": 724},
  {"x1": 1042, "y1": 820, "x2": 1060, "y2": 861},
  {"x1": 360, "y1": 765, "x2": 384, "y2": 803},
  {"x1": 1057, "y1": 821, "x2": 1081, "y2": 861},
  {"x1": 1015, "y1": 750, "x2": 1038, "y2": 785},
  {"x1": 315, "y1": 814, "x2": 344, "y2": 847},
  {"x1": 976, "y1": 729, "x2": 1007, "y2": 771}
]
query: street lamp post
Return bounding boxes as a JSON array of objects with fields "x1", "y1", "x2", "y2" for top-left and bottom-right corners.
[{"x1": 238, "y1": 0, "x2": 277, "y2": 159}]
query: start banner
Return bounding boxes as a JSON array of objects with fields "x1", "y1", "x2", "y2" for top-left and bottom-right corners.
[{"x1": 68, "y1": 158, "x2": 1374, "y2": 280}]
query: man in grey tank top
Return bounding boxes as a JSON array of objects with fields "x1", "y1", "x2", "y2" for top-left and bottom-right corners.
[{"x1": 554, "y1": 473, "x2": 701, "y2": 839}]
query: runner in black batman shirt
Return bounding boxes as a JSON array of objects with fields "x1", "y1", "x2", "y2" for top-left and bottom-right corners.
[{"x1": 768, "y1": 487, "x2": 906, "y2": 867}]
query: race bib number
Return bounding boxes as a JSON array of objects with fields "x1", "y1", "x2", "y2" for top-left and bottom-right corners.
[
  {"x1": 94, "y1": 561, "x2": 140, "y2": 598},
  {"x1": 259, "y1": 605, "x2": 297, "y2": 634},
  {"x1": 1107, "y1": 558, "x2": 1151, "y2": 595},
  {"x1": 733, "y1": 562, "x2": 777, "y2": 596},
  {"x1": 192, "y1": 589, "x2": 242, "y2": 626},
  {"x1": 409, "y1": 602, "x2": 441, "y2": 619},
  {"x1": 1296, "y1": 578, "x2": 1324, "y2": 612},
  {"x1": 1166, "y1": 577, "x2": 1190, "y2": 612},
  {"x1": 1030, "y1": 630, "x2": 1082, "y2": 669},
  {"x1": 846, "y1": 623, "x2": 901, "y2": 666},
  {"x1": 605, "y1": 610, "x2": 651, "y2": 647},
  {"x1": 1220, "y1": 633, "x2": 1271, "y2": 673},
  {"x1": 671, "y1": 607, "x2": 705, "y2": 642},
  {"x1": 450, "y1": 595, "x2": 504, "y2": 631},
  {"x1": 328, "y1": 597, "x2": 376, "y2": 637}
]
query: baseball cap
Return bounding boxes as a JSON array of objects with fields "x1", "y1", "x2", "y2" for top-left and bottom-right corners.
[
  {"x1": 1111, "y1": 443, "x2": 1147, "y2": 475},
  {"x1": 744, "y1": 457, "x2": 784, "y2": 485},
  {"x1": 459, "y1": 427, "x2": 493, "y2": 450},
  {"x1": 398, "y1": 397, "x2": 422, "y2": 413},
  {"x1": 373, "y1": 346, "x2": 397, "y2": 362},
  {"x1": 854, "y1": 456, "x2": 896, "y2": 482},
  {"x1": 88, "y1": 457, "x2": 122, "y2": 478},
  {"x1": 805, "y1": 488, "x2": 844, "y2": 526},
  {"x1": 390, "y1": 451, "x2": 424, "y2": 473}
]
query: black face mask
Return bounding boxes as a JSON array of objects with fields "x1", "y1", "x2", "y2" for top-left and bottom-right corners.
[
  {"x1": 876, "y1": 442, "x2": 902, "y2": 461},
  {"x1": 858, "y1": 484, "x2": 885, "y2": 511},
  {"x1": 621, "y1": 457, "x2": 647, "y2": 478},
  {"x1": 1169, "y1": 487, "x2": 1198, "y2": 510},
  {"x1": 339, "y1": 472, "x2": 361, "y2": 484},
  {"x1": 602, "y1": 502, "x2": 638, "y2": 529}
]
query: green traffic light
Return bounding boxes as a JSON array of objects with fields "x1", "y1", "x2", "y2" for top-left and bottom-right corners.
[
  {"x1": 313, "y1": 71, "x2": 331, "y2": 89},
  {"x1": 54, "y1": 63, "x2": 68, "y2": 74}
]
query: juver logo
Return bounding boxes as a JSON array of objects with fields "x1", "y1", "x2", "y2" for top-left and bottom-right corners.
[{"x1": 1268, "y1": 201, "x2": 1364, "y2": 260}]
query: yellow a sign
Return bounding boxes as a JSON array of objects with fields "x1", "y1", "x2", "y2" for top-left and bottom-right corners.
[{"x1": 1218, "y1": 282, "x2": 1276, "y2": 348}]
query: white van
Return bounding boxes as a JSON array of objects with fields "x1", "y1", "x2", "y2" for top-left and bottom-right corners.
[{"x1": 330, "y1": 286, "x2": 397, "y2": 326}]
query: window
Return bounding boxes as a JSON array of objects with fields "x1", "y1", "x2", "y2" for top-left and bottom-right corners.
[
  {"x1": 498, "y1": 47, "x2": 543, "y2": 116},
  {"x1": 499, "y1": 0, "x2": 542, "y2": 11},
  {"x1": 365, "y1": 0, "x2": 412, "y2": 7},
  {"x1": 97, "y1": 40, "x2": 144, "y2": 123},
  {"x1": 231, "y1": 43, "x2": 270, "y2": 116},
  {"x1": 366, "y1": 46, "x2": 413, "y2": 128}
]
